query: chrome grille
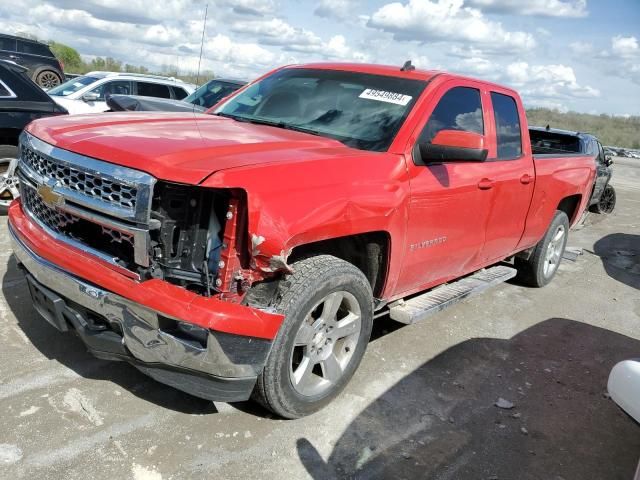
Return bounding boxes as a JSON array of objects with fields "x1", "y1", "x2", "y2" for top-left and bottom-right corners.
[
  {"x1": 20, "y1": 180, "x2": 136, "y2": 264},
  {"x1": 101, "y1": 226, "x2": 134, "y2": 246},
  {"x1": 22, "y1": 143, "x2": 138, "y2": 210},
  {"x1": 17, "y1": 131, "x2": 155, "y2": 268},
  {"x1": 21, "y1": 184, "x2": 80, "y2": 233}
]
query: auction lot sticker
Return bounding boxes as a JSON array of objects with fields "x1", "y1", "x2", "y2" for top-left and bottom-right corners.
[{"x1": 359, "y1": 89, "x2": 412, "y2": 105}]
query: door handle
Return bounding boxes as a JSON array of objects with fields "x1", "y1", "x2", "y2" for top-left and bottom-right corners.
[
  {"x1": 477, "y1": 178, "x2": 494, "y2": 190},
  {"x1": 8, "y1": 55, "x2": 18, "y2": 59},
  {"x1": 520, "y1": 174, "x2": 533, "y2": 185}
]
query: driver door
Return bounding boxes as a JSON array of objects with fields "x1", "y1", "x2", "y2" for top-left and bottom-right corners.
[{"x1": 394, "y1": 81, "x2": 496, "y2": 296}]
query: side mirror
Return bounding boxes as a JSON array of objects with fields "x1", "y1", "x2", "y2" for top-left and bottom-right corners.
[
  {"x1": 82, "y1": 92, "x2": 100, "y2": 103},
  {"x1": 605, "y1": 155, "x2": 613, "y2": 166},
  {"x1": 416, "y1": 129, "x2": 488, "y2": 164}
]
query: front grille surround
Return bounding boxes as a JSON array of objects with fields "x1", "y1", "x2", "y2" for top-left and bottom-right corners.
[{"x1": 18, "y1": 131, "x2": 155, "y2": 225}]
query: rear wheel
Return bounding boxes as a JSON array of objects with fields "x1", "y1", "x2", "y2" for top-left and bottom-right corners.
[
  {"x1": 253, "y1": 255, "x2": 373, "y2": 419},
  {"x1": 515, "y1": 211, "x2": 569, "y2": 287},
  {"x1": 35, "y1": 70, "x2": 61, "y2": 89},
  {"x1": 0, "y1": 145, "x2": 19, "y2": 214},
  {"x1": 590, "y1": 184, "x2": 616, "y2": 214}
]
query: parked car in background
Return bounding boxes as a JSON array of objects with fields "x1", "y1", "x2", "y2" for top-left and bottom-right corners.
[
  {"x1": 0, "y1": 59, "x2": 67, "y2": 212},
  {"x1": 530, "y1": 126, "x2": 615, "y2": 214},
  {"x1": 0, "y1": 34, "x2": 64, "y2": 89},
  {"x1": 106, "y1": 78, "x2": 246, "y2": 112},
  {"x1": 47, "y1": 72, "x2": 196, "y2": 114},
  {"x1": 9, "y1": 62, "x2": 597, "y2": 418}
]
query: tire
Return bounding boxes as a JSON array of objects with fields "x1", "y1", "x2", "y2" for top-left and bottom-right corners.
[
  {"x1": 35, "y1": 69, "x2": 62, "y2": 89},
  {"x1": 0, "y1": 145, "x2": 20, "y2": 215},
  {"x1": 253, "y1": 255, "x2": 374, "y2": 419},
  {"x1": 515, "y1": 211, "x2": 569, "y2": 288},
  {"x1": 590, "y1": 184, "x2": 616, "y2": 214}
]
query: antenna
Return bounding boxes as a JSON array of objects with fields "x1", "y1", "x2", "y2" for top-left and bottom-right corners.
[
  {"x1": 196, "y1": 3, "x2": 208, "y2": 88},
  {"x1": 401, "y1": 60, "x2": 415, "y2": 72}
]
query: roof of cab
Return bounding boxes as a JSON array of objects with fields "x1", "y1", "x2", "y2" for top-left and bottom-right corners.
[{"x1": 287, "y1": 62, "x2": 519, "y2": 95}]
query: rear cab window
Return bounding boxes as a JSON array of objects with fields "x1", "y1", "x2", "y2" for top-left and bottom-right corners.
[
  {"x1": 490, "y1": 92, "x2": 522, "y2": 159},
  {"x1": 418, "y1": 86, "x2": 484, "y2": 144}
]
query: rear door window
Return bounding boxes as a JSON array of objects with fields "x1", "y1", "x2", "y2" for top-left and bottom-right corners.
[
  {"x1": 418, "y1": 86, "x2": 484, "y2": 143},
  {"x1": 136, "y1": 82, "x2": 171, "y2": 98},
  {"x1": 171, "y1": 86, "x2": 188, "y2": 100},
  {"x1": 0, "y1": 37, "x2": 17, "y2": 52},
  {"x1": 17, "y1": 40, "x2": 52, "y2": 57},
  {"x1": 491, "y1": 92, "x2": 522, "y2": 159}
]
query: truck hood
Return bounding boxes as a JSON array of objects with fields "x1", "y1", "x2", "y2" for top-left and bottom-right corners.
[{"x1": 26, "y1": 112, "x2": 357, "y2": 184}]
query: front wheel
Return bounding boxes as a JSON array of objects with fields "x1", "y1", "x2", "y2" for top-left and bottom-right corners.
[
  {"x1": 253, "y1": 255, "x2": 373, "y2": 419},
  {"x1": 0, "y1": 146, "x2": 20, "y2": 214},
  {"x1": 515, "y1": 210, "x2": 569, "y2": 287}
]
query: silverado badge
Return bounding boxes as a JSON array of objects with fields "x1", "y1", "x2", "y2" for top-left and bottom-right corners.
[{"x1": 37, "y1": 184, "x2": 64, "y2": 208}]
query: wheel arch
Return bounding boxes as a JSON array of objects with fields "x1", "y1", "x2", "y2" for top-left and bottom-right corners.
[
  {"x1": 556, "y1": 194, "x2": 582, "y2": 224},
  {"x1": 32, "y1": 66, "x2": 63, "y2": 82},
  {"x1": 288, "y1": 231, "x2": 391, "y2": 298}
]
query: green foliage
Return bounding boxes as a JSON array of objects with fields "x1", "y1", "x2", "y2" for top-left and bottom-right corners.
[
  {"x1": 48, "y1": 41, "x2": 83, "y2": 71},
  {"x1": 526, "y1": 108, "x2": 640, "y2": 149}
]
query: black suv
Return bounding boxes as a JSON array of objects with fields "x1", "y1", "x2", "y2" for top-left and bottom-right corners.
[
  {"x1": 0, "y1": 59, "x2": 67, "y2": 212},
  {"x1": 0, "y1": 34, "x2": 64, "y2": 89}
]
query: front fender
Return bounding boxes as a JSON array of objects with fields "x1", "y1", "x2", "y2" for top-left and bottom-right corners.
[{"x1": 201, "y1": 153, "x2": 410, "y2": 288}]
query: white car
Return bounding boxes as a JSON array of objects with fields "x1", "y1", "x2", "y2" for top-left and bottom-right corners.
[
  {"x1": 608, "y1": 359, "x2": 640, "y2": 423},
  {"x1": 47, "y1": 71, "x2": 196, "y2": 114}
]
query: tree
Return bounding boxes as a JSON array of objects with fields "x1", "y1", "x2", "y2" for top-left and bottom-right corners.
[{"x1": 48, "y1": 41, "x2": 83, "y2": 72}]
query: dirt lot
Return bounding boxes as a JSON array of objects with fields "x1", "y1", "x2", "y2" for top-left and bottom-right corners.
[{"x1": 1, "y1": 158, "x2": 639, "y2": 480}]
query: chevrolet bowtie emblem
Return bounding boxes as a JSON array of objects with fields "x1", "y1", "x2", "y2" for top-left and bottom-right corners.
[{"x1": 37, "y1": 184, "x2": 64, "y2": 208}]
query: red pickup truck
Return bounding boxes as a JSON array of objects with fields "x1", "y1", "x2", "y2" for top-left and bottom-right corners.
[{"x1": 9, "y1": 62, "x2": 596, "y2": 418}]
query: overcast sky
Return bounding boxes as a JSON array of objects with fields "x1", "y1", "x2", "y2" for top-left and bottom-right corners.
[{"x1": 1, "y1": 0, "x2": 638, "y2": 115}]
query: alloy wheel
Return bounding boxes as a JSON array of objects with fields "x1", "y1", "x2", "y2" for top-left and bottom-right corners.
[
  {"x1": 0, "y1": 158, "x2": 19, "y2": 209},
  {"x1": 598, "y1": 186, "x2": 616, "y2": 214},
  {"x1": 543, "y1": 224, "x2": 566, "y2": 278},
  {"x1": 289, "y1": 291, "x2": 362, "y2": 397},
  {"x1": 39, "y1": 72, "x2": 60, "y2": 89}
]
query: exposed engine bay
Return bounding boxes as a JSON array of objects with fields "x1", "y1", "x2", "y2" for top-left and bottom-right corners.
[{"x1": 146, "y1": 182, "x2": 231, "y2": 296}]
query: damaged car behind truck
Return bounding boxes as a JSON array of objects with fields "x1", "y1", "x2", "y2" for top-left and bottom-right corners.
[{"x1": 9, "y1": 63, "x2": 596, "y2": 418}]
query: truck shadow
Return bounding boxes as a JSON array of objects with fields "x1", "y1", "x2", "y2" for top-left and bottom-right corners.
[
  {"x1": 2, "y1": 254, "x2": 217, "y2": 415},
  {"x1": 593, "y1": 233, "x2": 640, "y2": 290},
  {"x1": 296, "y1": 318, "x2": 640, "y2": 480}
]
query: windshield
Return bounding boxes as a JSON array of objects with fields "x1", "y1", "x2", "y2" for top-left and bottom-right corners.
[
  {"x1": 214, "y1": 68, "x2": 426, "y2": 152},
  {"x1": 48, "y1": 76, "x2": 99, "y2": 96},
  {"x1": 185, "y1": 80, "x2": 243, "y2": 108}
]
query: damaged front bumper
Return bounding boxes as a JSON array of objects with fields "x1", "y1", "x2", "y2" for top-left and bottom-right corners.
[{"x1": 9, "y1": 203, "x2": 283, "y2": 402}]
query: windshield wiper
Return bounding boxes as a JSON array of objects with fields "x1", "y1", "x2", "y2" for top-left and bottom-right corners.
[
  {"x1": 214, "y1": 112, "x2": 247, "y2": 122},
  {"x1": 216, "y1": 114, "x2": 322, "y2": 137}
]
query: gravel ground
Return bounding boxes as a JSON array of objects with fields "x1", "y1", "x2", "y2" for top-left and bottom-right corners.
[{"x1": 0, "y1": 157, "x2": 638, "y2": 480}]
